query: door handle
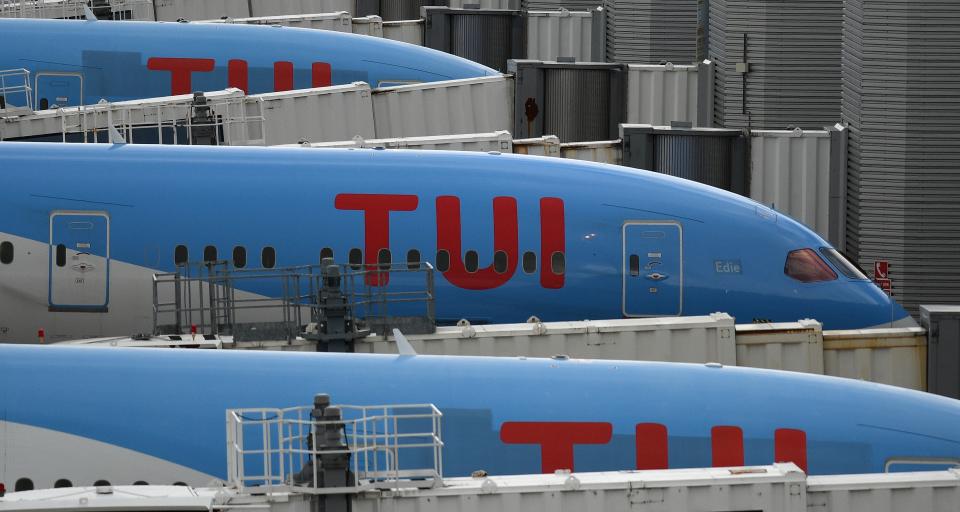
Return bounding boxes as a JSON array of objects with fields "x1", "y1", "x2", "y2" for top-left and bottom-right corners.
[{"x1": 646, "y1": 272, "x2": 668, "y2": 281}]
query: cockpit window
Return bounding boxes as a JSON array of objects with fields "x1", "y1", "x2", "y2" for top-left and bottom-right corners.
[
  {"x1": 784, "y1": 248, "x2": 837, "y2": 283},
  {"x1": 819, "y1": 247, "x2": 869, "y2": 280}
]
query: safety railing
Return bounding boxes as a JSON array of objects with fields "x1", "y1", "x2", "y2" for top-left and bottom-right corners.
[
  {"x1": 0, "y1": 0, "x2": 153, "y2": 20},
  {"x1": 226, "y1": 402, "x2": 444, "y2": 495},
  {"x1": 57, "y1": 91, "x2": 265, "y2": 145},
  {"x1": 0, "y1": 68, "x2": 33, "y2": 114},
  {"x1": 153, "y1": 260, "x2": 436, "y2": 341}
]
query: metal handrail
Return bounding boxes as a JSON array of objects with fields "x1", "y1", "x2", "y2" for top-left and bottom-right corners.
[
  {"x1": 0, "y1": 68, "x2": 32, "y2": 113},
  {"x1": 153, "y1": 261, "x2": 435, "y2": 340},
  {"x1": 226, "y1": 403, "x2": 443, "y2": 495}
]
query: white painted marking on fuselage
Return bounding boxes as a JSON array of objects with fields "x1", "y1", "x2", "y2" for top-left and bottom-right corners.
[{"x1": 0, "y1": 421, "x2": 217, "y2": 488}]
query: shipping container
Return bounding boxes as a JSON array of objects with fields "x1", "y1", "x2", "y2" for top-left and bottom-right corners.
[
  {"x1": 249, "y1": 83, "x2": 375, "y2": 145},
  {"x1": 625, "y1": 63, "x2": 700, "y2": 127},
  {"x1": 822, "y1": 327, "x2": 926, "y2": 391},
  {"x1": 372, "y1": 75, "x2": 513, "y2": 138},
  {"x1": 356, "y1": 314, "x2": 738, "y2": 363},
  {"x1": 382, "y1": 19, "x2": 424, "y2": 45},
  {"x1": 735, "y1": 320, "x2": 825, "y2": 374},
  {"x1": 196, "y1": 11, "x2": 353, "y2": 31},
  {"x1": 285, "y1": 130, "x2": 514, "y2": 152},
  {"x1": 525, "y1": 9, "x2": 596, "y2": 63}
]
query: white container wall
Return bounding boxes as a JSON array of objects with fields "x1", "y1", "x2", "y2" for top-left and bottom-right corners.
[
  {"x1": 560, "y1": 140, "x2": 621, "y2": 164},
  {"x1": 447, "y1": 0, "x2": 518, "y2": 8},
  {"x1": 250, "y1": 83, "x2": 375, "y2": 145},
  {"x1": 356, "y1": 314, "x2": 738, "y2": 364},
  {"x1": 353, "y1": 464, "x2": 808, "y2": 512},
  {"x1": 155, "y1": 0, "x2": 248, "y2": 21},
  {"x1": 626, "y1": 64, "x2": 699, "y2": 126},
  {"x1": 371, "y1": 75, "x2": 513, "y2": 138},
  {"x1": 351, "y1": 15, "x2": 383, "y2": 37},
  {"x1": 526, "y1": 10, "x2": 594, "y2": 62},
  {"x1": 750, "y1": 129, "x2": 834, "y2": 242},
  {"x1": 822, "y1": 328, "x2": 927, "y2": 391},
  {"x1": 288, "y1": 131, "x2": 514, "y2": 152},
  {"x1": 249, "y1": 0, "x2": 352, "y2": 17},
  {"x1": 807, "y1": 470, "x2": 960, "y2": 512},
  {"x1": 197, "y1": 12, "x2": 353, "y2": 31},
  {"x1": 512, "y1": 135, "x2": 561, "y2": 157},
  {"x1": 735, "y1": 320, "x2": 825, "y2": 374},
  {"x1": 383, "y1": 20, "x2": 424, "y2": 46}
]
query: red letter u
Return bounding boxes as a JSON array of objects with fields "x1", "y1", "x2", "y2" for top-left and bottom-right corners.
[{"x1": 436, "y1": 196, "x2": 518, "y2": 290}]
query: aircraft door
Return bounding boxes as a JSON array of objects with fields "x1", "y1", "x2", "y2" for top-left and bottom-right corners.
[
  {"x1": 49, "y1": 212, "x2": 109, "y2": 312},
  {"x1": 622, "y1": 222, "x2": 682, "y2": 316},
  {"x1": 35, "y1": 72, "x2": 83, "y2": 110}
]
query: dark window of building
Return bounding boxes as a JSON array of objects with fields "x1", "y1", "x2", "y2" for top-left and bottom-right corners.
[
  {"x1": 320, "y1": 247, "x2": 334, "y2": 263},
  {"x1": 0, "y1": 241, "x2": 13, "y2": 264},
  {"x1": 15, "y1": 478, "x2": 34, "y2": 492},
  {"x1": 378, "y1": 248, "x2": 391, "y2": 268},
  {"x1": 232, "y1": 246, "x2": 246, "y2": 268},
  {"x1": 784, "y1": 248, "x2": 837, "y2": 283},
  {"x1": 174, "y1": 245, "x2": 188, "y2": 265},
  {"x1": 629, "y1": 254, "x2": 640, "y2": 276},
  {"x1": 261, "y1": 247, "x2": 276, "y2": 269},
  {"x1": 56, "y1": 244, "x2": 66, "y2": 267},
  {"x1": 522, "y1": 251, "x2": 536, "y2": 274},
  {"x1": 436, "y1": 250, "x2": 450, "y2": 272},
  {"x1": 407, "y1": 249, "x2": 421, "y2": 270},
  {"x1": 494, "y1": 250, "x2": 507, "y2": 274},
  {"x1": 203, "y1": 245, "x2": 217, "y2": 262},
  {"x1": 551, "y1": 251, "x2": 565, "y2": 275},
  {"x1": 348, "y1": 248, "x2": 362, "y2": 270},
  {"x1": 464, "y1": 250, "x2": 479, "y2": 273},
  {"x1": 54, "y1": 479, "x2": 72, "y2": 488}
]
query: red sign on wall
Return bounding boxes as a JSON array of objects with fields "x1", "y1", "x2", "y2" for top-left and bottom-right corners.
[
  {"x1": 875, "y1": 277, "x2": 893, "y2": 296},
  {"x1": 874, "y1": 260, "x2": 889, "y2": 280}
]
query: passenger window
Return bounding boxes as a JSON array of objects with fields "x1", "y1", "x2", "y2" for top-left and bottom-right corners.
[
  {"x1": 407, "y1": 249, "x2": 421, "y2": 270},
  {"x1": 522, "y1": 251, "x2": 537, "y2": 274},
  {"x1": 15, "y1": 478, "x2": 34, "y2": 492},
  {"x1": 93, "y1": 480, "x2": 110, "y2": 487},
  {"x1": 629, "y1": 254, "x2": 640, "y2": 276},
  {"x1": 494, "y1": 250, "x2": 507, "y2": 274},
  {"x1": 173, "y1": 482, "x2": 187, "y2": 486},
  {"x1": 0, "y1": 241, "x2": 13, "y2": 264},
  {"x1": 378, "y1": 248, "x2": 391, "y2": 268},
  {"x1": 464, "y1": 250, "x2": 479, "y2": 273},
  {"x1": 56, "y1": 244, "x2": 66, "y2": 267},
  {"x1": 203, "y1": 245, "x2": 217, "y2": 262},
  {"x1": 133, "y1": 481, "x2": 148, "y2": 486},
  {"x1": 551, "y1": 251, "x2": 565, "y2": 275},
  {"x1": 784, "y1": 248, "x2": 837, "y2": 283},
  {"x1": 261, "y1": 247, "x2": 276, "y2": 269},
  {"x1": 319, "y1": 247, "x2": 334, "y2": 263},
  {"x1": 232, "y1": 246, "x2": 246, "y2": 268},
  {"x1": 436, "y1": 250, "x2": 450, "y2": 272},
  {"x1": 348, "y1": 248, "x2": 362, "y2": 270},
  {"x1": 39, "y1": 98, "x2": 49, "y2": 110},
  {"x1": 54, "y1": 479, "x2": 72, "y2": 488},
  {"x1": 174, "y1": 245, "x2": 188, "y2": 265}
]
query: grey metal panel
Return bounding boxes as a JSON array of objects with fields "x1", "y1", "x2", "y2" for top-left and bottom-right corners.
[
  {"x1": 842, "y1": 0, "x2": 960, "y2": 315},
  {"x1": 922, "y1": 305, "x2": 960, "y2": 399},
  {"x1": 822, "y1": 327, "x2": 927, "y2": 392},
  {"x1": 382, "y1": 19, "x2": 423, "y2": 45},
  {"x1": 655, "y1": 132, "x2": 731, "y2": 189},
  {"x1": 543, "y1": 67, "x2": 609, "y2": 142},
  {"x1": 625, "y1": 63, "x2": 698, "y2": 126},
  {"x1": 252, "y1": 83, "x2": 376, "y2": 145},
  {"x1": 450, "y1": 12, "x2": 514, "y2": 70},
  {"x1": 248, "y1": 0, "x2": 352, "y2": 16},
  {"x1": 602, "y1": 0, "x2": 699, "y2": 65},
  {"x1": 379, "y1": 0, "x2": 433, "y2": 21},
  {"x1": 525, "y1": 9, "x2": 595, "y2": 62},
  {"x1": 707, "y1": 0, "x2": 842, "y2": 131}
]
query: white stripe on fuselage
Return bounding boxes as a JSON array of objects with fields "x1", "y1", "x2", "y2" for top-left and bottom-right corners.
[{"x1": 1, "y1": 421, "x2": 216, "y2": 488}]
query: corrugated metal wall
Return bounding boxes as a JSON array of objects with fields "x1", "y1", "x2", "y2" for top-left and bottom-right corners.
[
  {"x1": 750, "y1": 129, "x2": 834, "y2": 244},
  {"x1": 291, "y1": 130, "x2": 514, "y2": 152},
  {"x1": 603, "y1": 0, "x2": 699, "y2": 64},
  {"x1": 154, "y1": 0, "x2": 353, "y2": 21},
  {"x1": 197, "y1": 12, "x2": 354, "y2": 30},
  {"x1": 450, "y1": 12, "x2": 515, "y2": 70},
  {"x1": 707, "y1": 0, "x2": 842, "y2": 130},
  {"x1": 625, "y1": 64, "x2": 699, "y2": 126},
  {"x1": 383, "y1": 20, "x2": 423, "y2": 45},
  {"x1": 371, "y1": 75, "x2": 513, "y2": 138},
  {"x1": 543, "y1": 68, "x2": 610, "y2": 142},
  {"x1": 654, "y1": 133, "x2": 732, "y2": 189},
  {"x1": 842, "y1": 0, "x2": 960, "y2": 314},
  {"x1": 251, "y1": 84, "x2": 375, "y2": 145},
  {"x1": 520, "y1": 0, "x2": 601, "y2": 10},
  {"x1": 822, "y1": 328, "x2": 927, "y2": 391},
  {"x1": 525, "y1": 10, "x2": 594, "y2": 62}
]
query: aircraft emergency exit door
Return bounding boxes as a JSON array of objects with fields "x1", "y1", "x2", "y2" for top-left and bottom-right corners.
[
  {"x1": 49, "y1": 212, "x2": 109, "y2": 312},
  {"x1": 622, "y1": 222, "x2": 683, "y2": 317}
]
